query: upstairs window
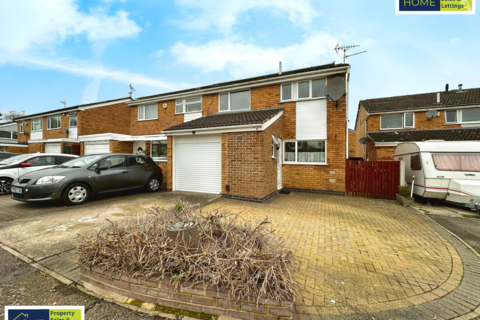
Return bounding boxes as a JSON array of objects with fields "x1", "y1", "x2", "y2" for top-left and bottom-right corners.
[
  {"x1": 47, "y1": 115, "x2": 61, "y2": 129},
  {"x1": 281, "y1": 84, "x2": 292, "y2": 101},
  {"x1": 445, "y1": 110, "x2": 457, "y2": 123},
  {"x1": 19, "y1": 121, "x2": 25, "y2": 133},
  {"x1": 32, "y1": 118, "x2": 43, "y2": 131},
  {"x1": 138, "y1": 104, "x2": 158, "y2": 121},
  {"x1": 380, "y1": 113, "x2": 415, "y2": 129},
  {"x1": 176, "y1": 97, "x2": 202, "y2": 114},
  {"x1": 219, "y1": 90, "x2": 250, "y2": 111},
  {"x1": 298, "y1": 79, "x2": 326, "y2": 100},
  {"x1": 69, "y1": 114, "x2": 77, "y2": 127}
]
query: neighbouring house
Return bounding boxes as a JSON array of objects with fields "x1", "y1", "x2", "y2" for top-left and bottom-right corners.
[
  {"x1": 354, "y1": 85, "x2": 480, "y2": 161},
  {"x1": 14, "y1": 97, "x2": 132, "y2": 155},
  {"x1": 348, "y1": 128, "x2": 356, "y2": 158},
  {"x1": 0, "y1": 122, "x2": 28, "y2": 153},
  {"x1": 127, "y1": 62, "x2": 351, "y2": 202}
]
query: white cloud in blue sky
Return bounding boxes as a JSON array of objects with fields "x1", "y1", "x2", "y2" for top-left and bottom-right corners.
[{"x1": 0, "y1": 0, "x2": 478, "y2": 128}]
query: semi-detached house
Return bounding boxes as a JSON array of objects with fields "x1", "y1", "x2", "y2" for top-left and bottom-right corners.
[
  {"x1": 14, "y1": 97, "x2": 132, "y2": 155},
  {"x1": 127, "y1": 63, "x2": 351, "y2": 202},
  {"x1": 354, "y1": 85, "x2": 480, "y2": 161}
]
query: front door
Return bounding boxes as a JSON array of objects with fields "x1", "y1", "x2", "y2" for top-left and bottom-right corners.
[
  {"x1": 93, "y1": 155, "x2": 130, "y2": 193},
  {"x1": 277, "y1": 139, "x2": 282, "y2": 190}
]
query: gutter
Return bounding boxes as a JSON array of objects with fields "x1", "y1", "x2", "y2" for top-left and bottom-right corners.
[{"x1": 129, "y1": 66, "x2": 350, "y2": 106}]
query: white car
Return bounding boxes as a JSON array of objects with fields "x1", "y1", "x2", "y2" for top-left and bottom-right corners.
[{"x1": 0, "y1": 153, "x2": 79, "y2": 195}]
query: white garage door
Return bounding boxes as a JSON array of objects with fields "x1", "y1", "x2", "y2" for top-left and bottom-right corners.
[
  {"x1": 45, "y1": 143, "x2": 61, "y2": 153},
  {"x1": 84, "y1": 141, "x2": 110, "y2": 155},
  {"x1": 175, "y1": 135, "x2": 221, "y2": 194}
]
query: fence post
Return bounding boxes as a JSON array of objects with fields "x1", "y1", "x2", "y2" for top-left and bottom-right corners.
[{"x1": 399, "y1": 160, "x2": 405, "y2": 186}]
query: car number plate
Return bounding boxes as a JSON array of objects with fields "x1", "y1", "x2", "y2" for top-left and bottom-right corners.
[{"x1": 11, "y1": 187, "x2": 22, "y2": 194}]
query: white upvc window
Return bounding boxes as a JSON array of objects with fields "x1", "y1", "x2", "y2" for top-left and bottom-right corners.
[
  {"x1": 175, "y1": 97, "x2": 202, "y2": 114},
  {"x1": 32, "y1": 118, "x2": 43, "y2": 131},
  {"x1": 151, "y1": 140, "x2": 167, "y2": 161},
  {"x1": 380, "y1": 113, "x2": 415, "y2": 129},
  {"x1": 69, "y1": 113, "x2": 77, "y2": 127},
  {"x1": 138, "y1": 104, "x2": 158, "y2": 121},
  {"x1": 297, "y1": 78, "x2": 327, "y2": 100},
  {"x1": 283, "y1": 140, "x2": 327, "y2": 165},
  {"x1": 444, "y1": 108, "x2": 480, "y2": 124},
  {"x1": 219, "y1": 90, "x2": 250, "y2": 111},
  {"x1": 445, "y1": 110, "x2": 458, "y2": 123},
  {"x1": 281, "y1": 83, "x2": 293, "y2": 102},
  {"x1": 47, "y1": 115, "x2": 61, "y2": 130},
  {"x1": 19, "y1": 121, "x2": 25, "y2": 133}
]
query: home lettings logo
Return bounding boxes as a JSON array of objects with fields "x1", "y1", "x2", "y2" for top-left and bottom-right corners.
[{"x1": 396, "y1": 0, "x2": 476, "y2": 14}]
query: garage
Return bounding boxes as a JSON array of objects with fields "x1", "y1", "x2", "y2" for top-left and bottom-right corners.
[
  {"x1": 84, "y1": 141, "x2": 110, "y2": 155},
  {"x1": 45, "y1": 143, "x2": 61, "y2": 153},
  {"x1": 174, "y1": 135, "x2": 221, "y2": 194}
]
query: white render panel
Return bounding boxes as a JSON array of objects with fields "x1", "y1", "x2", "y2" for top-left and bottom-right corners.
[
  {"x1": 184, "y1": 112, "x2": 202, "y2": 123},
  {"x1": 68, "y1": 127, "x2": 78, "y2": 139},
  {"x1": 175, "y1": 136, "x2": 221, "y2": 194},
  {"x1": 30, "y1": 131, "x2": 43, "y2": 140},
  {"x1": 296, "y1": 99, "x2": 327, "y2": 140},
  {"x1": 45, "y1": 143, "x2": 61, "y2": 153},
  {"x1": 84, "y1": 143, "x2": 110, "y2": 155}
]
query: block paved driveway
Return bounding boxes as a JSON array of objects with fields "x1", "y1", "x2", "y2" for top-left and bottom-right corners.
[{"x1": 203, "y1": 193, "x2": 480, "y2": 318}]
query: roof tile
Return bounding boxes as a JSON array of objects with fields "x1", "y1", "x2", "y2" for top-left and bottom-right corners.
[{"x1": 368, "y1": 128, "x2": 480, "y2": 142}]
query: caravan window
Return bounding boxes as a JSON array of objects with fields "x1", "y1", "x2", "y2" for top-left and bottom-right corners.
[
  {"x1": 411, "y1": 153, "x2": 421, "y2": 170},
  {"x1": 432, "y1": 153, "x2": 480, "y2": 172}
]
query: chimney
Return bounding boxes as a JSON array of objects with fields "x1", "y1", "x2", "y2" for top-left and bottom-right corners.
[
  {"x1": 458, "y1": 84, "x2": 463, "y2": 91},
  {"x1": 445, "y1": 84, "x2": 449, "y2": 92},
  {"x1": 279, "y1": 61, "x2": 282, "y2": 75},
  {"x1": 437, "y1": 92, "x2": 440, "y2": 103}
]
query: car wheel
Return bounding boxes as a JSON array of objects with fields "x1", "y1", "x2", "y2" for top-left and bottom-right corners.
[
  {"x1": 0, "y1": 178, "x2": 13, "y2": 195},
  {"x1": 146, "y1": 176, "x2": 161, "y2": 192},
  {"x1": 63, "y1": 183, "x2": 89, "y2": 205}
]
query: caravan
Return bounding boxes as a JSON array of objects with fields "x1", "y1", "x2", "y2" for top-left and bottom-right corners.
[{"x1": 393, "y1": 141, "x2": 480, "y2": 209}]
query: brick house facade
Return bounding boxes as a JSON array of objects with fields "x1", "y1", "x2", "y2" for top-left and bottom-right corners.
[
  {"x1": 0, "y1": 122, "x2": 28, "y2": 154},
  {"x1": 353, "y1": 86, "x2": 480, "y2": 160},
  {"x1": 14, "y1": 98, "x2": 131, "y2": 155},
  {"x1": 128, "y1": 63, "x2": 351, "y2": 201}
]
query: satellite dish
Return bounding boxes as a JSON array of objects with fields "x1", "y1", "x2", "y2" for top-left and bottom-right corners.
[
  {"x1": 326, "y1": 77, "x2": 346, "y2": 102},
  {"x1": 426, "y1": 110, "x2": 439, "y2": 119},
  {"x1": 359, "y1": 137, "x2": 369, "y2": 145}
]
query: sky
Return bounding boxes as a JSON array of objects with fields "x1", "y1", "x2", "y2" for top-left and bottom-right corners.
[{"x1": 0, "y1": 0, "x2": 478, "y2": 129}]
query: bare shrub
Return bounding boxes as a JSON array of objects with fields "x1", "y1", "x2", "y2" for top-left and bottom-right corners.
[{"x1": 78, "y1": 202, "x2": 297, "y2": 302}]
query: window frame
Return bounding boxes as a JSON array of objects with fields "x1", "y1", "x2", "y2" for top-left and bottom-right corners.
[
  {"x1": 138, "y1": 104, "x2": 158, "y2": 121},
  {"x1": 150, "y1": 140, "x2": 167, "y2": 162},
  {"x1": 283, "y1": 139, "x2": 327, "y2": 165},
  {"x1": 460, "y1": 107, "x2": 480, "y2": 123},
  {"x1": 445, "y1": 110, "x2": 458, "y2": 124},
  {"x1": 280, "y1": 83, "x2": 293, "y2": 102},
  {"x1": 218, "y1": 90, "x2": 251, "y2": 112},
  {"x1": 19, "y1": 121, "x2": 25, "y2": 133},
  {"x1": 47, "y1": 115, "x2": 61, "y2": 130},
  {"x1": 31, "y1": 118, "x2": 43, "y2": 132},
  {"x1": 175, "y1": 97, "x2": 202, "y2": 114},
  {"x1": 287, "y1": 78, "x2": 327, "y2": 101},
  {"x1": 69, "y1": 113, "x2": 78, "y2": 128},
  {"x1": 403, "y1": 113, "x2": 415, "y2": 128}
]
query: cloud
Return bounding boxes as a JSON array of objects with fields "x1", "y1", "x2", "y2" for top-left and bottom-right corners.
[
  {"x1": 171, "y1": 33, "x2": 339, "y2": 78},
  {"x1": 0, "y1": 0, "x2": 141, "y2": 53},
  {"x1": 174, "y1": 0, "x2": 319, "y2": 33},
  {"x1": 82, "y1": 77, "x2": 103, "y2": 104}
]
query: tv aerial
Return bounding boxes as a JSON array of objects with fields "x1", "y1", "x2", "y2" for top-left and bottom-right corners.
[
  {"x1": 334, "y1": 44, "x2": 367, "y2": 64},
  {"x1": 326, "y1": 77, "x2": 346, "y2": 107},
  {"x1": 128, "y1": 83, "x2": 136, "y2": 98},
  {"x1": 60, "y1": 100, "x2": 66, "y2": 108}
]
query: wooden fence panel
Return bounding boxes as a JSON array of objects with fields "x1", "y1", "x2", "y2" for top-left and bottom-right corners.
[{"x1": 346, "y1": 160, "x2": 400, "y2": 199}]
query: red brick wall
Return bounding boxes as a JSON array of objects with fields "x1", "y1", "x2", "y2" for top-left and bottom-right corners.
[
  {"x1": 29, "y1": 143, "x2": 44, "y2": 153},
  {"x1": 43, "y1": 114, "x2": 68, "y2": 139},
  {"x1": 367, "y1": 140, "x2": 396, "y2": 161},
  {"x1": 110, "y1": 141, "x2": 133, "y2": 154},
  {"x1": 354, "y1": 106, "x2": 368, "y2": 158},
  {"x1": 221, "y1": 116, "x2": 283, "y2": 200},
  {"x1": 348, "y1": 129, "x2": 356, "y2": 158},
  {"x1": 79, "y1": 102, "x2": 131, "y2": 136},
  {"x1": 130, "y1": 100, "x2": 184, "y2": 135},
  {"x1": 17, "y1": 120, "x2": 30, "y2": 144},
  {"x1": 6, "y1": 146, "x2": 28, "y2": 154}
]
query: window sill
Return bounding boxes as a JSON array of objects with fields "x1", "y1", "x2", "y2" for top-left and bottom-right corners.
[
  {"x1": 137, "y1": 118, "x2": 158, "y2": 122},
  {"x1": 218, "y1": 108, "x2": 251, "y2": 112},
  {"x1": 176, "y1": 110, "x2": 202, "y2": 115},
  {"x1": 279, "y1": 97, "x2": 326, "y2": 103},
  {"x1": 152, "y1": 158, "x2": 167, "y2": 162},
  {"x1": 283, "y1": 162, "x2": 328, "y2": 166},
  {"x1": 47, "y1": 128, "x2": 61, "y2": 131},
  {"x1": 31, "y1": 130, "x2": 43, "y2": 132}
]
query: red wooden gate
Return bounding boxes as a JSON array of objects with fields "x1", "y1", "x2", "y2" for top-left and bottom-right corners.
[{"x1": 346, "y1": 160, "x2": 400, "y2": 199}]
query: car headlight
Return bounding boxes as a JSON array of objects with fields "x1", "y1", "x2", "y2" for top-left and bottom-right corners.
[{"x1": 35, "y1": 176, "x2": 66, "y2": 185}]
